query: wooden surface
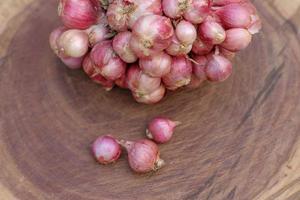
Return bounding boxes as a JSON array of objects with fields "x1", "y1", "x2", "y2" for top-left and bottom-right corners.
[{"x1": 0, "y1": 0, "x2": 300, "y2": 199}]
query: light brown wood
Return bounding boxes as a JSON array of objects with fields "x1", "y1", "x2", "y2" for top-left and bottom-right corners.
[{"x1": 0, "y1": 0, "x2": 300, "y2": 200}]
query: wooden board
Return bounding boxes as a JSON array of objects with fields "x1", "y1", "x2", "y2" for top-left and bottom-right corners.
[{"x1": 0, "y1": 0, "x2": 300, "y2": 199}]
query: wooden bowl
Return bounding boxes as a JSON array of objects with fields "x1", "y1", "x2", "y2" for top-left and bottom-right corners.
[{"x1": 0, "y1": 1, "x2": 299, "y2": 199}]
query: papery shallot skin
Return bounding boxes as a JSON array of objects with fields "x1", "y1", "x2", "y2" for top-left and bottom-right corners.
[
  {"x1": 162, "y1": 0, "x2": 210, "y2": 24},
  {"x1": 198, "y1": 20, "x2": 226, "y2": 45},
  {"x1": 57, "y1": 29, "x2": 89, "y2": 58},
  {"x1": 146, "y1": 117, "x2": 180, "y2": 143},
  {"x1": 215, "y1": 3, "x2": 251, "y2": 29},
  {"x1": 240, "y1": 1, "x2": 262, "y2": 34},
  {"x1": 92, "y1": 135, "x2": 121, "y2": 164},
  {"x1": 139, "y1": 52, "x2": 172, "y2": 78},
  {"x1": 119, "y1": 139, "x2": 165, "y2": 173},
  {"x1": 86, "y1": 21, "x2": 115, "y2": 47},
  {"x1": 130, "y1": 15, "x2": 174, "y2": 58},
  {"x1": 220, "y1": 28, "x2": 252, "y2": 52},
  {"x1": 49, "y1": 26, "x2": 68, "y2": 56},
  {"x1": 205, "y1": 55, "x2": 233, "y2": 82},
  {"x1": 107, "y1": 0, "x2": 162, "y2": 31},
  {"x1": 126, "y1": 64, "x2": 161, "y2": 95},
  {"x1": 58, "y1": 0, "x2": 101, "y2": 29},
  {"x1": 90, "y1": 40, "x2": 126, "y2": 81},
  {"x1": 133, "y1": 84, "x2": 166, "y2": 104},
  {"x1": 113, "y1": 31, "x2": 138, "y2": 63},
  {"x1": 166, "y1": 35, "x2": 193, "y2": 56},
  {"x1": 175, "y1": 20, "x2": 197, "y2": 44},
  {"x1": 162, "y1": 56, "x2": 192, "y2": 90},
  {"x1": 83, "y1": 53, "x2": 115, "y2": 90}
]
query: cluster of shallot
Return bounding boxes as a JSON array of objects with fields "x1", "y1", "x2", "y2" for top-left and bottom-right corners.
[
  {"x1": 50, "y1": 0, "x2": 261, "y2": 104},
  {"x1": 92, "y1": 117, "x2": 180, "y2": 173}
]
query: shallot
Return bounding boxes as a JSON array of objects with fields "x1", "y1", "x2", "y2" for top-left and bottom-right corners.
[
  {"x1": 220, "y1": 28, "x2": 252, "y2": 51},
  {"x1": 58, "y1": 29, "x2": 89, "y2": 58},
  {"x1": 130, "y1": 15, "x2": 174, "y2": 58},
  {"x1": 133, "y1": 84, "x2": 166, "y2": 104},
  {"x1": 119, "y1": 139, "x2": 165, "y2": 173},
  {"x1": 162, "y1": 56, "x2": 192, "y2": 90},
  {"x1": 126, "y1": 64, "x2": 161, "y2": 95},
  {"x1": 113, "y1": 31, "x2": 138, "y2": 63},
  {"x1": 91, "y1": 40, "x2": 126, "y2": 81},
  {"x1": 198, "y1": 20, "x2": 226, "y2": 45},
  {"x1": 146, "y1": 117, "x2": 181, "y2": 143},
  {"x1": 49, "y1": 26, "x2": 67, "y2": 56},
  {"x1": 215, "y1": 3, "x2": 251, "y2": 28},
  {"x1": 107, "y1": 0, "x2": 162, "y2": 31},
  {"x1": 92, "y1": 135, "x2": 121, "y2": 164},
  {"x1": 162, "y1": 0, "x2": 210, "y2": 24},
  {"x1": 139, "y1": 52, "x2": 172, "y2": 78},
  {"x1": 205, "y1": 55, "x2": 232, "y2": 82},
  {"x1": 166, "y1": 35, "x2": 193, "y2": 56},
  {"x1": 175, "y1": 20, "x2": 197, "y2": 44},
  {"x1": 83, "y1": 53, "x2": 115, "y2": 90},
  {"x1": 58, "y1": 0, "x2": 101, "y2": 29},
  {"x1": 86, "y1": 22, "x2": 115, "y2": 47}
]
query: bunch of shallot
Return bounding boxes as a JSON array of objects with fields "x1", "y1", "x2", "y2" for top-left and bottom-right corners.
[
  {"x1": 50, "y1": 0, "x2": 262, "y2": 104},
  {"x1": 92, "y1": 117, "x2": 180, "y2": 173}
]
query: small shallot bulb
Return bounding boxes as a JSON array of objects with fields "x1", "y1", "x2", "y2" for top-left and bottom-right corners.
[
  {"x1": 175, "y1": 20, "x2": 197, "y2": 44},
  {"x1": 162, "y1": 0, "x2": 185, "y2": 19},
  {"x1": 119, "y1": 139, "x2": 165, "y2": 173},
  {"x1": 162, "y1": 56, "x2": 192, "y2": 90},
  {"x1": 58, "y1": 0, "x2": 101, "y2": 29},
  {"x1": 91, "y1": 40, "x2": 126, "y2": 81},
  {"x1": 183, "y1": 0, "x2": 210, "y2": 24},
  {"x1": 58, "y1": 29, "x2": 89, "y2": 58},
  {"x1": 205, "y1": 55, "x2": 233, "y2": 82},
  {"x1": 240, "y1": 1, "x2": 262, "y2": 34},
  {"x1": 113, "y1": 31, "x2": 138, "y2": 63},
  {"x1": 192, "y1": 37, "x2": 214, "y2": 55},
  {"x1": 166, "y1": 35, "x2": 193, "y2": 56},
  {"x1": 106, "y1": 0, "x2": 129, "y2": 31},
  {"x1": 86, "y1": 23, "x2": 115, "y2": 47},
  {"x1": 60, "y1": 56, "x2": 83, "y2": 69},
  {"x1": 83, "y1": 54, "x2": 115, "y2": 90},
  {"x1": 133, "y1": 84, "x2": 166, "y2": 104},
  {"x1": 130, "y1": 15, "x2": 174, "y2": 58},
  {"x1": 107, "y1": 0, "x2": 162, "y2": 31},
  {"x1": 139, "y1": 52, "x2": 172, "y2": 77},
  {"x1": 49, "y1": 26, "x2": 67, "y2": 55},
  {"x1": 215, "y1": 3, "x2": 251, "y2": 28},
  {"x1": 162, "y1": 0, "x2": 210, "y2": 24},
  {"x1": 126, "y1": 64, "x2": 161, "y2": 95},
  {"x1": 220, "y1": 28, "x2": 252, "y2": 51},
  {"x1": 146, "y1": 117, "x2": 181, "y2": 143},
  {"x1": 127, "y1": 0, "x2": 163, "y2": 29},
  {"x1": 92, "y1": 135, "x2": 121, "y2": 164},
  {"x1": 198, "y1": 20, "x2": 226, "y2": 45}
]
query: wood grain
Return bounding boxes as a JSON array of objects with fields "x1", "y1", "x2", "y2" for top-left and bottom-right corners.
[{"x1": 0, "y1": 0, "x2": 300, "y2": 199}]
